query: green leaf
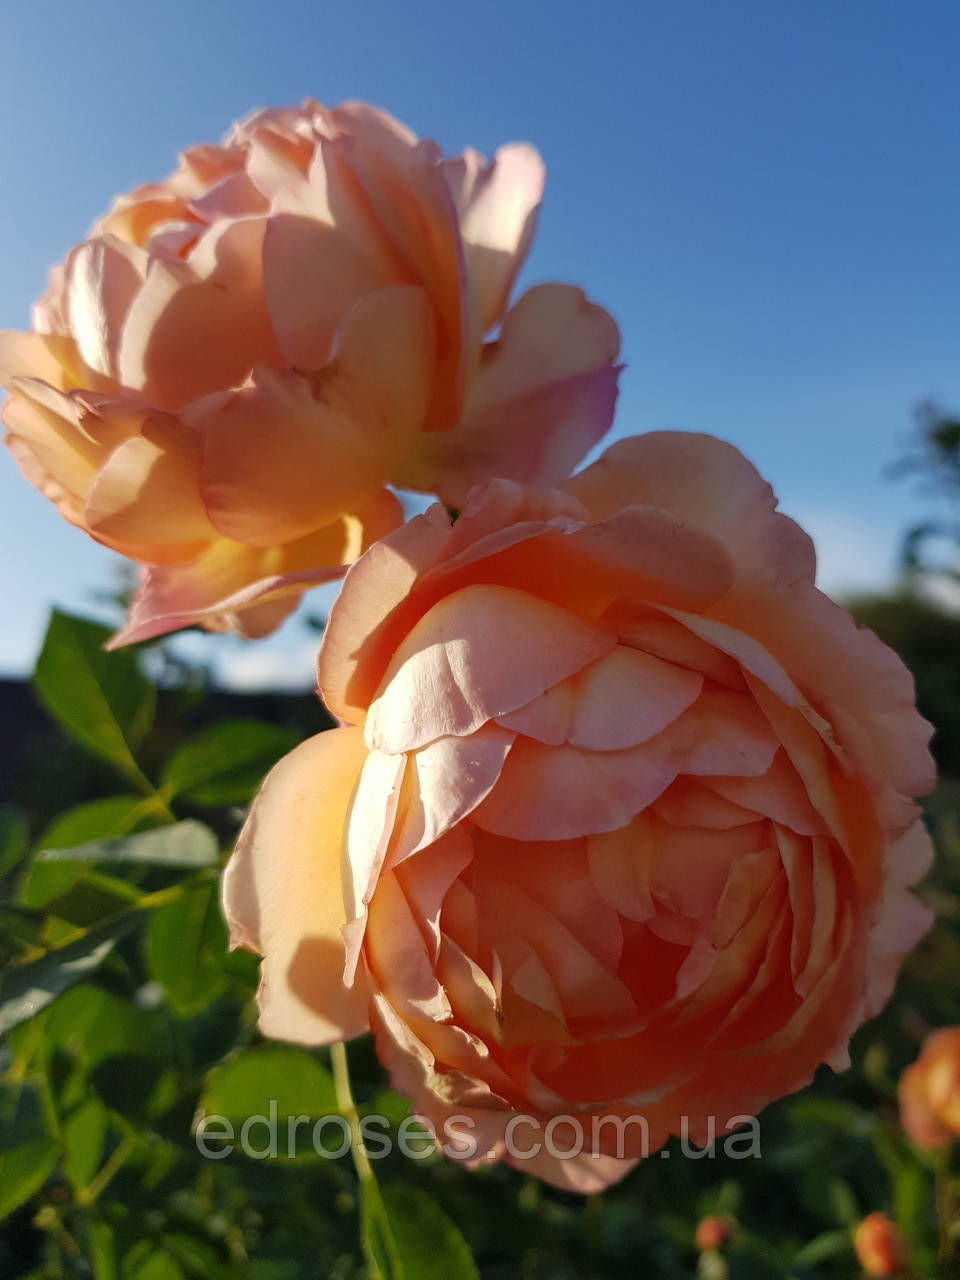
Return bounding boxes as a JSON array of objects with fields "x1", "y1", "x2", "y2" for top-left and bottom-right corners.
[
  {"x1": 0, "y1": 1136, "x2": 59, "y2": 1220},
  {"x1": 893, "y1": 1157, "x2": 929, "y2": 1240},
  {"x1": 364, "y1": 1182, "x2": 478, "y2": 1280},
  {"x1": 202, "y1": 1046, "x2": 339, "y2": 1160},
  {"x1": 0, "y1": 804, "x2": 29, "y2": 877},
  {"x1": 62, "y1": 1096, "x2": 108, "y2": 1189},
  {"x1": 28, "y1": 984, "x2": 167, "y2": 1121},
  {"x1": 85, "y1": 1219, "x2": 117, "y2": 1280},
  {"x1": 125, "y1": 1252, "x2": 186, "y2": 1280},
  {"x1": 162, "y1": 719, "x2": 300, "y2": 807},
  {"x1": 44, "y1": 983, "x2": 156, "y2": 1071},
  {"x1": 0, "y1": 910, "x2": 141, "y2": 1034},
  {"x1": 0, "y1": 1081, "x2": 47, "y2": 1150},
  {"x1": 38, "y1": 795, "x2": 159, "y2": 850},
  {"x1": 38, "y1": 820, "x2": 219, "y2": 869},
  {"x1": 791, "y1": 1228, "x2": 854, "y2": 1266},
  {"x1": 32, "y1": 609, "x2": 156, "y2": 782},
  {"x1": 146, "y1": 880, "x2": 227, "y2": 1017},
  {"x1": 20, "y1": 795, "x2": 163, "y2": 913}
]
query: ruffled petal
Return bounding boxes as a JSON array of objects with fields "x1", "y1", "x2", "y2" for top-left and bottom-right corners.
[
  {"x1": 108, "y1": 489, "x2": 402, "y2": 647},
  {"x1": 402, "y1": 284, "x2": 620, "y2": 505},
  {"x1": 566, "y1": 432, "x2": 817, "y2": 588}
]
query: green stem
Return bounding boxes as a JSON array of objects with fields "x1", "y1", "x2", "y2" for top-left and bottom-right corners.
[
  {"x1": 14, "y1": 878, "x2": 200, "y2": 966},
  {"x1": 331, "y1": 1041, "x2": 400, "y2": 1279},
  {"x1": 76, "y1": 1133, "x2": 135, "y2": 1206},
  {"x1": 934, "y1": 1146, "x2": 957, "y2": 1267},
  {"x1": 330, "y1": 1041, "x2": 373, "y2": 1184}
]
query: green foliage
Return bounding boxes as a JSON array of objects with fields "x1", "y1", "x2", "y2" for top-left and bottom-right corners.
[
  {"x1": 32, "y1": 611, "x2": 156, "y2": 787},
  {"x1": 162, "y1": 721, "x2": 300, "y2": 807},
  {"x1": 365, "y1": 1182, "x2": 478, "y2": 1280},
  {"x1": 2, "y1": 603, "x2": 960, "y2": 1279}
]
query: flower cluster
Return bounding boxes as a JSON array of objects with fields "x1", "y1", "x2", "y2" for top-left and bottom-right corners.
[{"x1": 1, "y1": 99, "x2": 936, "y2": 1194}]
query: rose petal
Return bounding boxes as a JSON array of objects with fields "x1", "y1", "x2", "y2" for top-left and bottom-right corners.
[
  {"x1": 566, "y1": 431, "x2": 817, "y2": 588},
  {"x1": 442, "y1": 143, "x2": 545, "y2": 331},
  {"x1": 402, "y1": 284, "x2": 620, "y2": 505},
  {"x1": 118, "y1": 217, "x2": 281, "y2": 409},
  {"x1": 317, "y1": 503, "x2": 453, "y2": 724},
  {"x1": 499, "y1": 646, "x2": 702, "y2": 749},
  {"x1": 473, "y1": 736, "x2": 679, "y2": 840},
  {"x1": 84, "y1": 416, "x2": 216, "y2": 562},
  {"x1": 222, "y1": 726, "x2": 371, "y2": 1045},
  {"x1": 108, "y1": 488, "x2": 402, "y2": 647},
  {"x1": 367, "y1": 583, "x2": 616, "y2": 753},
  {"x1": 199, "y1": 286, "x2": 435, "y2": 547}
]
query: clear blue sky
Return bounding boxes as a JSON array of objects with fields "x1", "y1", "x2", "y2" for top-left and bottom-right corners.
[{"x1": 2, "y1": 0, "x2": 958, "y2": 686}]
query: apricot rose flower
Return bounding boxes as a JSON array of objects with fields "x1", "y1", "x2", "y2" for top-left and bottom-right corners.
[
  {"x1": 224, "y1": 432, "x2": 934, "y2": 1191},
  {"x1": 0, "y1": 100, "x2": 619, "y2": 644},
  {"x1": 898, "y1": 1026, "x2": 960, "y2": 1149}
]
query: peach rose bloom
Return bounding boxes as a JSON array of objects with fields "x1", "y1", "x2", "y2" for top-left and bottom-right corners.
[
  {"x1": 0, "y1": 100, "x2": 619, "y2": 645},
  {"x1": 853, "y1": 1213, "x2": 908, "y2": 1277},
  {"x1": 224, "y1": 433, "x2": 934, "y2": 1192},
  {"x1": 695, "y1": 1216, "x2": 735, "y2": 1252},
  {"x1": 899, "y1": 1027, "x2": 960, "y2": 1149}
]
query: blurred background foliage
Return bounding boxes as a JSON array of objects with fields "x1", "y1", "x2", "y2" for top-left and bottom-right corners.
[{"x1": 2, "y1": 407, "x2": 960, "y2": 1279}]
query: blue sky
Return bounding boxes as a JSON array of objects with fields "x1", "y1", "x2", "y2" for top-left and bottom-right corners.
[{"x1": 2, "y1": 0, "x2": 958, "y2": 687}]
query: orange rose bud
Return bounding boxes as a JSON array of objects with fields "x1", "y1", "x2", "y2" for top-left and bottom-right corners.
[
  {"x1": 853, "y1": 1213, "x2": 907, "y2": 1276},
  {"x1": 898, "y1": 1027, "x2": 960, "y2": 1149},
  {"x1": 696, "y1": 1216, "x2": 734, "y2": 1251}
]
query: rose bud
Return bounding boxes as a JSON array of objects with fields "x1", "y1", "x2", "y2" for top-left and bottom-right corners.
[
  {"x1": 899, "y1": 1026, "x2": 960, "y2": 1149},
  {"x1": 1, "y1": 101, "x2": 619, "y2": 645},
  {"x1": 224, "y1": 433, "x2": 934, "y2": 1192},
  {"x1": 853, "y1": 1212, "x2": 908, "y2": 1276},
  {"x1": 695, "y1": 1216, "x2": 734, "y2": 1251}
]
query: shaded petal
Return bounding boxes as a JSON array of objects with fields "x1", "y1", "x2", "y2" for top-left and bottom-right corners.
[
  {"x1": 719, "y1": 584, "x2": 936, "y2": 804},
  {"x1": 366, "y1": 583, "x2": 616, "y2": 753},
  {"x1": 222, "y1": 726, "x2": 371, "y2": 1045},
  {"x1": 199, "y1": 286, "x2": 435, "y2": 546},
  {"x1": 865, "y1": 819, "x2": 934, "y2": 1016},
  {"x1": 0, "y1": 330, "x2": 86, "y2": 392},
  {"x1": 108, "y1": 489, "x2": 402, "y2": 646},
  {"x1": 365, "y1": 867, "x2": 452, "y2": 1022},
  {"x1": 501, "y1": 1146, "x2": 637, "y2": 1194},
  {"x1": 327, "y1": 102, "x2": 466, "y2": 427},
  {"x1": 566, "y1": 431, "x2": 816, "y2": 588},
  {"x1": 317, "y1": 504, "x2": 453, "y2": 724},
  {"x1": 388, "y1": 724, "x2": 516, "y2": 865},
  {"x1": 499, "y1": 646, "x2": 702, "y2": 749},
  {"x1": 658, "y1": 687, "x2": 781, "y2": 778},
  {"x1": 473, "y1": 736, "x2": 678, "y2": 840},
  {"x1": 2, "y1": 379, "x2": 126, "y2": 515},
  {"x1": 84, "y1": 415, "x2": 216, "y2": 562},
  {"x1": 261, "y1": 149, "x2": 403, "y2": 367},
  {"x1": 118, "y1": 217, "x2": 281, "y2": 409},
  {"x1": 707, "y1": 749, "x2": 825, "y2": 835},
  {"x1": 403, "y1": 284, "x2": 620, "y2": 505}
]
